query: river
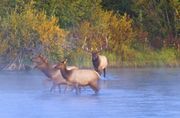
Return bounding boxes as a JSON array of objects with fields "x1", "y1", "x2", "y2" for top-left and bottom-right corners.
[{"x1": 0, "y1": 68, "x2": 180, "y2": 118}]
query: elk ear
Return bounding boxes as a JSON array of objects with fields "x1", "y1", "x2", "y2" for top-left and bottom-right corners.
[
  {"x1": 61, "y1": 59, "x2": 67, "y2": 64},
  {"x1": 64, "y1": 59, "x2": 67, "y2": 64}
]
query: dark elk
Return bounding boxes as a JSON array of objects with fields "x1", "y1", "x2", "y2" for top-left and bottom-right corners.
[{"x1": 82, "y1": 37, "x2": 108, "y2": 77}]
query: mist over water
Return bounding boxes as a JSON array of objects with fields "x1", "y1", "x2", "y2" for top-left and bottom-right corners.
[{"x1": 0, "y1": 68, "x2": 180, "y2": 118}]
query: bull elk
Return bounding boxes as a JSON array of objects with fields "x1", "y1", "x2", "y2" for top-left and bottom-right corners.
[
  {"x1": 55, "y1": 59, "x2": 100, "y2": 94},
  {"x1": 82, "y1": 37, "x2": 108, "y2": 77},
  {"x1": 31, "y1": 54, "x2": 77, "y2": 93}
]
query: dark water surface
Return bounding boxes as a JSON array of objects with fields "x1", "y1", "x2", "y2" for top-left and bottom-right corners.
[{"x1": 0, "y1": 68, "x2": 180, "y2": 118}]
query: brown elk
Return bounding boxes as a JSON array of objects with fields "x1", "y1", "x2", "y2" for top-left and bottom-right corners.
[
  {"x1": 55, "y1": 59, "x2": 100, "y2": 94},
  {"x1": 82, "y1": 37, "x2": 108, "y2": 77},
  {"x1": 31, "y1": 54, "x2": 77, "y2": 92}
]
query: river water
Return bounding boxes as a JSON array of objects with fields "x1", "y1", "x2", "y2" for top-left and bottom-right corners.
[{"x1": 0, "y1": 68, "x2": 180, "y2": 118}]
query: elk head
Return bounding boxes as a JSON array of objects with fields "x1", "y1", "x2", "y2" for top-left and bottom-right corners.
[
  {"x1": 55, "y1": 59, "x2": 67, "y2": 70},
  {"x1": 31, "y1": 54, "x2": 48, "y2": 69}
]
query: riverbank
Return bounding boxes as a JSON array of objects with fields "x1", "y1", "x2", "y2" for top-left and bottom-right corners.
[
  {"x1": 70, "y1": 48, "x2": 180, "y2": 68},
  {"x1": 1, "y1": 48, "x2": 180, "y2": 71}
]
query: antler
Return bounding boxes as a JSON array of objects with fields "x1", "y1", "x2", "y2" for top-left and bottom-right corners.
[
  {"x1": 96, "y1": 36, "x2": 108, "y2": 53},
  {"x1": 82, "y1": 34, "x2": 109, "y2": 53},
  {"x1": 82, "y1": 36, "x2": 92, "y2": 53}
]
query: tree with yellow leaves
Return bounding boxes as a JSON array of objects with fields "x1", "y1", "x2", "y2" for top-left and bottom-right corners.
[
  {"x1": 70, "y1": 11, "x2": 135, "y2": 62},
  {"x1": 0, "y1": 1, "x2": 66, "y2": 70},
  {"x1": 108, "y1": 13, "x2": 135, "y2": 61}
]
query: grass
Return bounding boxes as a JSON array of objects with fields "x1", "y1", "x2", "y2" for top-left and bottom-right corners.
[
  {"x1": 105, "y1": 48, "x2": 180, "y2": 68},
  {"x1": 73, "y1": 48, "x2": 180, "y2": 68}
]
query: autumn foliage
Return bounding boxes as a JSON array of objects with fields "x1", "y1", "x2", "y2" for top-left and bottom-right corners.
[
  {"x1": 0, "y1": 2, "x2": 66, "y2": 61},
  {"x1": 0, "y1": 0, "x2": 179, "y2": 68}
]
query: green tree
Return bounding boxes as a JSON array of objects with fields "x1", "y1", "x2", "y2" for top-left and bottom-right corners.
[
  {"x1": 35, "y1": 0, "x2": 102, "y2": 28},
  {"x1": 0, "y1": 0, "x2": 16, "y2": 17},
  {"x1": 134, "y1": 0, "x2": 178, "y2": 48},
  {"x1": 101, "y1": 0, "x2": 137, "y2": 17}
]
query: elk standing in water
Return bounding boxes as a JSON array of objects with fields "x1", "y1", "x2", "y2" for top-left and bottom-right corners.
[
  {"x1": 91, "y1": 51, "x2": 108, "y2": 77},
  {"x1": 55, "y1": 59, "x2": 100, "y2": 94},
  {"x1": 32, "y1": 54, "x2": 76, "y2": 92},
  {"x1": 82, "y1": 37, "x2": 108, "y2": 77}
]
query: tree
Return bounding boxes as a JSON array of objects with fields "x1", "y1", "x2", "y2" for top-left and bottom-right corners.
[
  {"x1": 35, "y1": 0, "x2": 102, "y2": 28},
  {"x1": 0, "y1": 1, "x2": 66, "y2": 70},
  {"x1": 69, "y1": 9, "x2": 135, "y2": 62},
  {"x1": 101, "y1": 0, "x2": 137, "y2": 17},
  {"x1": 0, "y1": 0, "x2": 16, "y2": 17},
  {"x1": 134, "y1": 0, "x2": 178, "y2": 48},
  {"x1": 108, "y1": 13, "x2": 135, "y2": 61}
]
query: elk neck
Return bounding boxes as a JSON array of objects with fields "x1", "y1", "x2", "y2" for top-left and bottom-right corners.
[
  {"x1": 41, "y1": 68, "x2": 52, "y2": 78},
  {"x1": 59, "y1": 64, "x2": 72, "y2": 80},
  {"x1": 36, "y1": 63, "x2": 52, "y2": 78},
  {"x1": 92, "y1": 54, "x2": 100, "y2": 69}
]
